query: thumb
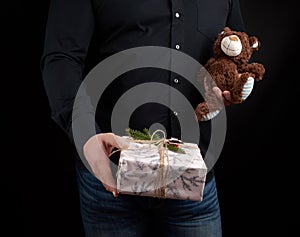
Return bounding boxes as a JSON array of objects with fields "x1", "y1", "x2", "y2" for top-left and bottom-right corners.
[{"x1": 212, "y1": 86, "x2": 223, "y2": 99}]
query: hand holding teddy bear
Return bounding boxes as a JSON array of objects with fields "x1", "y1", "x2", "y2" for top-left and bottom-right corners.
[{"x1": 195, "y1": 27, "x2": 265, "y2": 121}]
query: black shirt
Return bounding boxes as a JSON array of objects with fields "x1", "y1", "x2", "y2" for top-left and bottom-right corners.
[{"x1": 41, "y1": 0, "x2": 245, "y2": 159}]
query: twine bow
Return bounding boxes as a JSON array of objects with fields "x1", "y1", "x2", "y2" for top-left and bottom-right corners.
[{"x1": 124, "y1": 129, "x2": 169, "y2": 198}]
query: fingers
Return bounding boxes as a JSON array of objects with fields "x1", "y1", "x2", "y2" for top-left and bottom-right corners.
[
  {"x1": 222, "y1": 91, "x2": 232, "y2": 106},
  {"x1": 98, "y1": 134, "x2": 129, "y2": 198},
  {"x1": 212, "y1": 87, "x2": 232, "y2": 106},
  {"x1": 208, "y1": 76, "x2": 240, "y2": 106},
  {"x1": 223, "y1": 91, "x2": 240, "y2": 105},
  {"x1": 212, "y1": 88, "x2": 239, "y2": 106},
  {"x1": 103, "y1": 183, "x2": 119, "y2": 198},
  {"x1": 113, "y1": 135, "x2": 130, "y2": 149},
  {"x1": 222, "y1": 90, "x2": 231, "y2": 101},
  {"x1": 83, "y1": 133, "x2": 129, "y2": 197}
]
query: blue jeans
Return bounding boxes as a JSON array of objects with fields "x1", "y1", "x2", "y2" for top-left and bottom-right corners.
[{"x1": 76, "y1": 160, "x2": 222, "y2": 237}]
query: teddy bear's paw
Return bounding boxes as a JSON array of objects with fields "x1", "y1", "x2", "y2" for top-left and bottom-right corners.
[
  {"x1": 242, "y1": 77, "x2": 254, "y2": 100},
  {"x1": 202, "y1": 109, "x2": 220, "y2": 121}
]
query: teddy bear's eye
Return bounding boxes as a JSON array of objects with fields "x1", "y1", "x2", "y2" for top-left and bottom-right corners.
[{"x1": 251, "y1": 41, "x2": 259, "y2": 48}]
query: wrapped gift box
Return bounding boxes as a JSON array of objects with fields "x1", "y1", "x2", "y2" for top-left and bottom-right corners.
[{"x1": 116, "y1": 139, "x2": 207, "y2": 201}]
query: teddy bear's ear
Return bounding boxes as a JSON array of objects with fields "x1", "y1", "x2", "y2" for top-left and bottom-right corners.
[
  {"x1": 219, "y1": 26, "x2": 230, "y2": 36},
  {"x1": 249, "y1": 36, "x2": 260, "y2": 51},
  {"x1": 223, "y1": 26, "x2": 231, "y2": 33}
]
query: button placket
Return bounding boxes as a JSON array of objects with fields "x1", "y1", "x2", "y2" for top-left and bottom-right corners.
[{"x1": 170, "y1": 0, "x2": 185, "y2": 135}]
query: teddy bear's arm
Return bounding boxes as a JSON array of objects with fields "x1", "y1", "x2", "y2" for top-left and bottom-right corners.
[
  {"x1": 204, "y1": 57, "x2": 217, "y2": 70},
  {"x1": 240, "y1": 62, "x2": 265, "y2": 81}
]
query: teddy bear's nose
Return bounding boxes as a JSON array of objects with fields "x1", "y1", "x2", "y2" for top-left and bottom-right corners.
[{"x1": 229, "y1": 35, "x2": 239, "y2": 42}]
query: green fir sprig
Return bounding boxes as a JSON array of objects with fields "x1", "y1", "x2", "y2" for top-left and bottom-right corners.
[
  {"x1": 166, "y1": 143, "x2": 185, "y2": 154},
  {"x1": 126, "y1": 128, "x2": 151, "y2": 140},
  {"x1": 126, "y1": 128, "x2": 185, "y2": 154}
]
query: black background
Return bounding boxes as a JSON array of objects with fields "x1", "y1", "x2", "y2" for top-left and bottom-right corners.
[{"x1": 3, "y1": 1, "x2": 297, "y2": 236}]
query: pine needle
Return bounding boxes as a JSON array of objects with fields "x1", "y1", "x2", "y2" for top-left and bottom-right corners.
[{"x1": 126, "y1": 128, "x2": 185, "y2": 154}]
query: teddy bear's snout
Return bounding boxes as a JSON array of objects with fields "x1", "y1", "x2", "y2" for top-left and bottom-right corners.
[
  {"x1": 221, "y1": 35, "x2": 242, "y2": 57},
  {"x1": 229, "y1": 35, "x2": 239, "y2": 41}
]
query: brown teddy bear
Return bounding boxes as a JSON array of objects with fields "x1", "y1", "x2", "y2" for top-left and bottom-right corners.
[{"x1": 195, "y1": 26, "x2": 265, "y2": 121}]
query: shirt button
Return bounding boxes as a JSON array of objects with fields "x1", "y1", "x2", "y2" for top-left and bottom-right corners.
[
  {"x1": 173, "y1": 111, "x2": 178, "y2": 116},
  {"x1": 175, "y1": 44, "x2": 180, "y2": 50},
  {"x1": 174, "y1": 78, "x2": 179, "y2": 84},
  {"x1": 175, "y1": 12, "x2": 180, "y2": 18}
]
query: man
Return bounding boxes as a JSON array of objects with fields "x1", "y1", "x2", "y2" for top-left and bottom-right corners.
[{"x1": 41, "y1": 0, "x2": 245, "y2": 236}]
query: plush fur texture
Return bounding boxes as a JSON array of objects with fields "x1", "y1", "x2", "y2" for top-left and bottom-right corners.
[{"x1": 195, "y1": 27, "x2": 265, "y2": 121}]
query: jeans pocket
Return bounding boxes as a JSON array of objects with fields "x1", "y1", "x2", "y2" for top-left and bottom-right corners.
[{"x1": 196, "y1": 0, "x2": 230, "y2": 41}]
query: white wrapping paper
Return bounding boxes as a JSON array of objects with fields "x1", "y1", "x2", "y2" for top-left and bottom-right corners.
[{"x1": 116, "y1": 140, "x2": 207, "y2": 201}]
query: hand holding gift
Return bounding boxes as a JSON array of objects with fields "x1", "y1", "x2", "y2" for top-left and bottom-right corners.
[{"x1": 83, "y1": 133, "x2": 129, "y2": 197}]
